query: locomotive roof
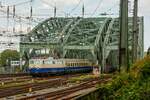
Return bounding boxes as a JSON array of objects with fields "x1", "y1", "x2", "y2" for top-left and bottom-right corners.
[{"x1": 30, "y1": 57, "x2": 89, "y2": 61}]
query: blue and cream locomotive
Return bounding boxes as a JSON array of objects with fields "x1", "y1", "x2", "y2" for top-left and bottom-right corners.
[{"x1": 28, "y1": 57, "x2": 94, "y2": 76}]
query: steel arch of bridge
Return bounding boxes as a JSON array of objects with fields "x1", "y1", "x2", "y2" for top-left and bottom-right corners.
[{"x1": 20, "y1": 17, "x2": 144, "y2": 71}]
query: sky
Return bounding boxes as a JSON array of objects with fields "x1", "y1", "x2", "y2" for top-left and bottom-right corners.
[{"x1": 0, "y1": 0, "x2": 149, "y2": 51}]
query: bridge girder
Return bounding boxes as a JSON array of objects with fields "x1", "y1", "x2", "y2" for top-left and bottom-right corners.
[{"x1": 20, "y1": 17, "x2": 144, "y2": 71}]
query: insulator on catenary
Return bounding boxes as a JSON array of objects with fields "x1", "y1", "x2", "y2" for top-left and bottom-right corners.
[
  {"x1": 13, "y1": 5, "x2": 15, "y2": 18},
  {"x1": 30, "y1": 6, "x2": 33, "y2": 18},
  {"x1": 7, "y1": 6, "x2": 9, "y2": 18}
]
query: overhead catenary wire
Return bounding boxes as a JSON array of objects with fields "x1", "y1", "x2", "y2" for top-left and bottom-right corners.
[
  {"x1": 41, "y1": 0, "x2": 68, "y2": 16},
  {"x1": 0, "y1": 0, "x2": 36, "y2": 25},
  {"x1": 0, "y1": 1, "x2": 46, "y2": 35},
  {"x1": 16, "y1": 0, "x2": 33, "y2": 6},
  {"x1": 0, "y1": 0, "x2": 33, "y2": 8},
  {"x1": 0, "y1": 0, "x2": 34, "y2": 20},
  {"x1": 104, "y1": 1, "x2": 119, "y2": 13},
  {"x1": 42, "y1": 0, "x2": 55, "y2": 8},
  {"x1": 0, "y1": 7, "x2": 38, "y2": 33},
  {"x1": 0, "y1": 8, "x2": 38, "y2": 24},
  {"x1": 42, "y1": 0, "x2": 83, "y2": 17},
  {"x1": 99, "y1": 1, "x2": 119, "y2": 16},
  {"x1": 0, "y1": 0, "x2": 121, "y2": 33},
  {"x1": 91, "y1": 0, "x2": 103, "y2": 16},
  {"x1": 68, "y1": 0, "x2": 82, "y2": 16}
]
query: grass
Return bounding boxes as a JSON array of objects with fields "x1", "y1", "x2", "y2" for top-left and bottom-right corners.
[
  {"x1": 68, "y1": 74, "x2": 98, "y2": 83},
  {"x1": 68, "y1": 73, "x2": 112, "y2": 83}
]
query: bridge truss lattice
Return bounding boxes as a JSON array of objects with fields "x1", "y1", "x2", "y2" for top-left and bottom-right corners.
[{"x1": 20, "y1": 17, "x2": 144, "y2": 71}]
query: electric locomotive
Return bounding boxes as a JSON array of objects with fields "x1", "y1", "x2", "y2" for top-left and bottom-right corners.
[{"x1": 28, "y1": 57, "x2": 94, "y2": 76}]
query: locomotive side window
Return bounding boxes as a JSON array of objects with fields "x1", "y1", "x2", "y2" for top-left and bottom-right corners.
[
  {"x1": 73, "y1": 63, "x2": 75, "y2": 67},
  {"x1": 81, "y1": 62, "x2": 83, "y2": 66},
  {"x1": 68, "y1": 63, "x2": 70, "y2": 66},
  {"x1": 30, "y1": 60, "x2": 34, "y2": 64},
  {"x1": 66, "y1": 63, "x2": 68, "y2": 66},
  {"x1": 71, "y1": 63, "x2": 72, "y2": 66},
  {"x1": 75, "y1": 62, "x2": 77, "y2": 66},
  {"x1": 81, "y1": 63, "x2": 83, "y2": 66}
]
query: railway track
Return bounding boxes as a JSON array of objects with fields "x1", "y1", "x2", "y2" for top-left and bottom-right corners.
[
  {"x1": 0, "y1": 73, "x2": 92, "y2": 98},
  {"x1": 0, "y1": 73, "x2": 32, "y2": 85},
  {"x1": 0, "y1": 78, "x2": 66, "y2": 98},
  {"x1": 0, "y1": 73, "x2": 30, "y2": 78},
  {"x1": 0, "y1": 73, "x2": 89, "y2": 85},
  {"x1": 0, "y1": 76, "x2": 32, "y2": 82},
  {"x1": 19, "y1": 77, "x2": 111, "y2": 100}
]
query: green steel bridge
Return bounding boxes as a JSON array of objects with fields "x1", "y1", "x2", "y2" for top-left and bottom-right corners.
[{"x1": 20, "y1": 17, "x2": 144, "y2": 71}]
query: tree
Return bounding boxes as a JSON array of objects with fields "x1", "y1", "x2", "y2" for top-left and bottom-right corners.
[
  {"x1": 0, "y1": 49, "x2": 20, "y2": 67},
  {"x1": 0, "y1": 53, "x2": 1, "y2": 67},
  {"x1": 147, "y1": 47, "x2": 150, "y2": 56}
]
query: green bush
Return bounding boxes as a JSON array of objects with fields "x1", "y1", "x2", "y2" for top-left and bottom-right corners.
[
  {"x1": 0, "y1": 49, "x2": 20, "y2": 67},
  {"x1": 97, "y1": 56, "x2": 150, "y2": 100}
]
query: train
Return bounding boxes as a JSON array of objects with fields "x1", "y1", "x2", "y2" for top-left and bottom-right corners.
[{"x1": 28, "y1": 57, "x2": 94, "y2": 76}]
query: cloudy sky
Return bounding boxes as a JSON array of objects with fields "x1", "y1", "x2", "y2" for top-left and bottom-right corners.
[{"x1": 0, "y1": 0, "x2": 150, "y2": 51}]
